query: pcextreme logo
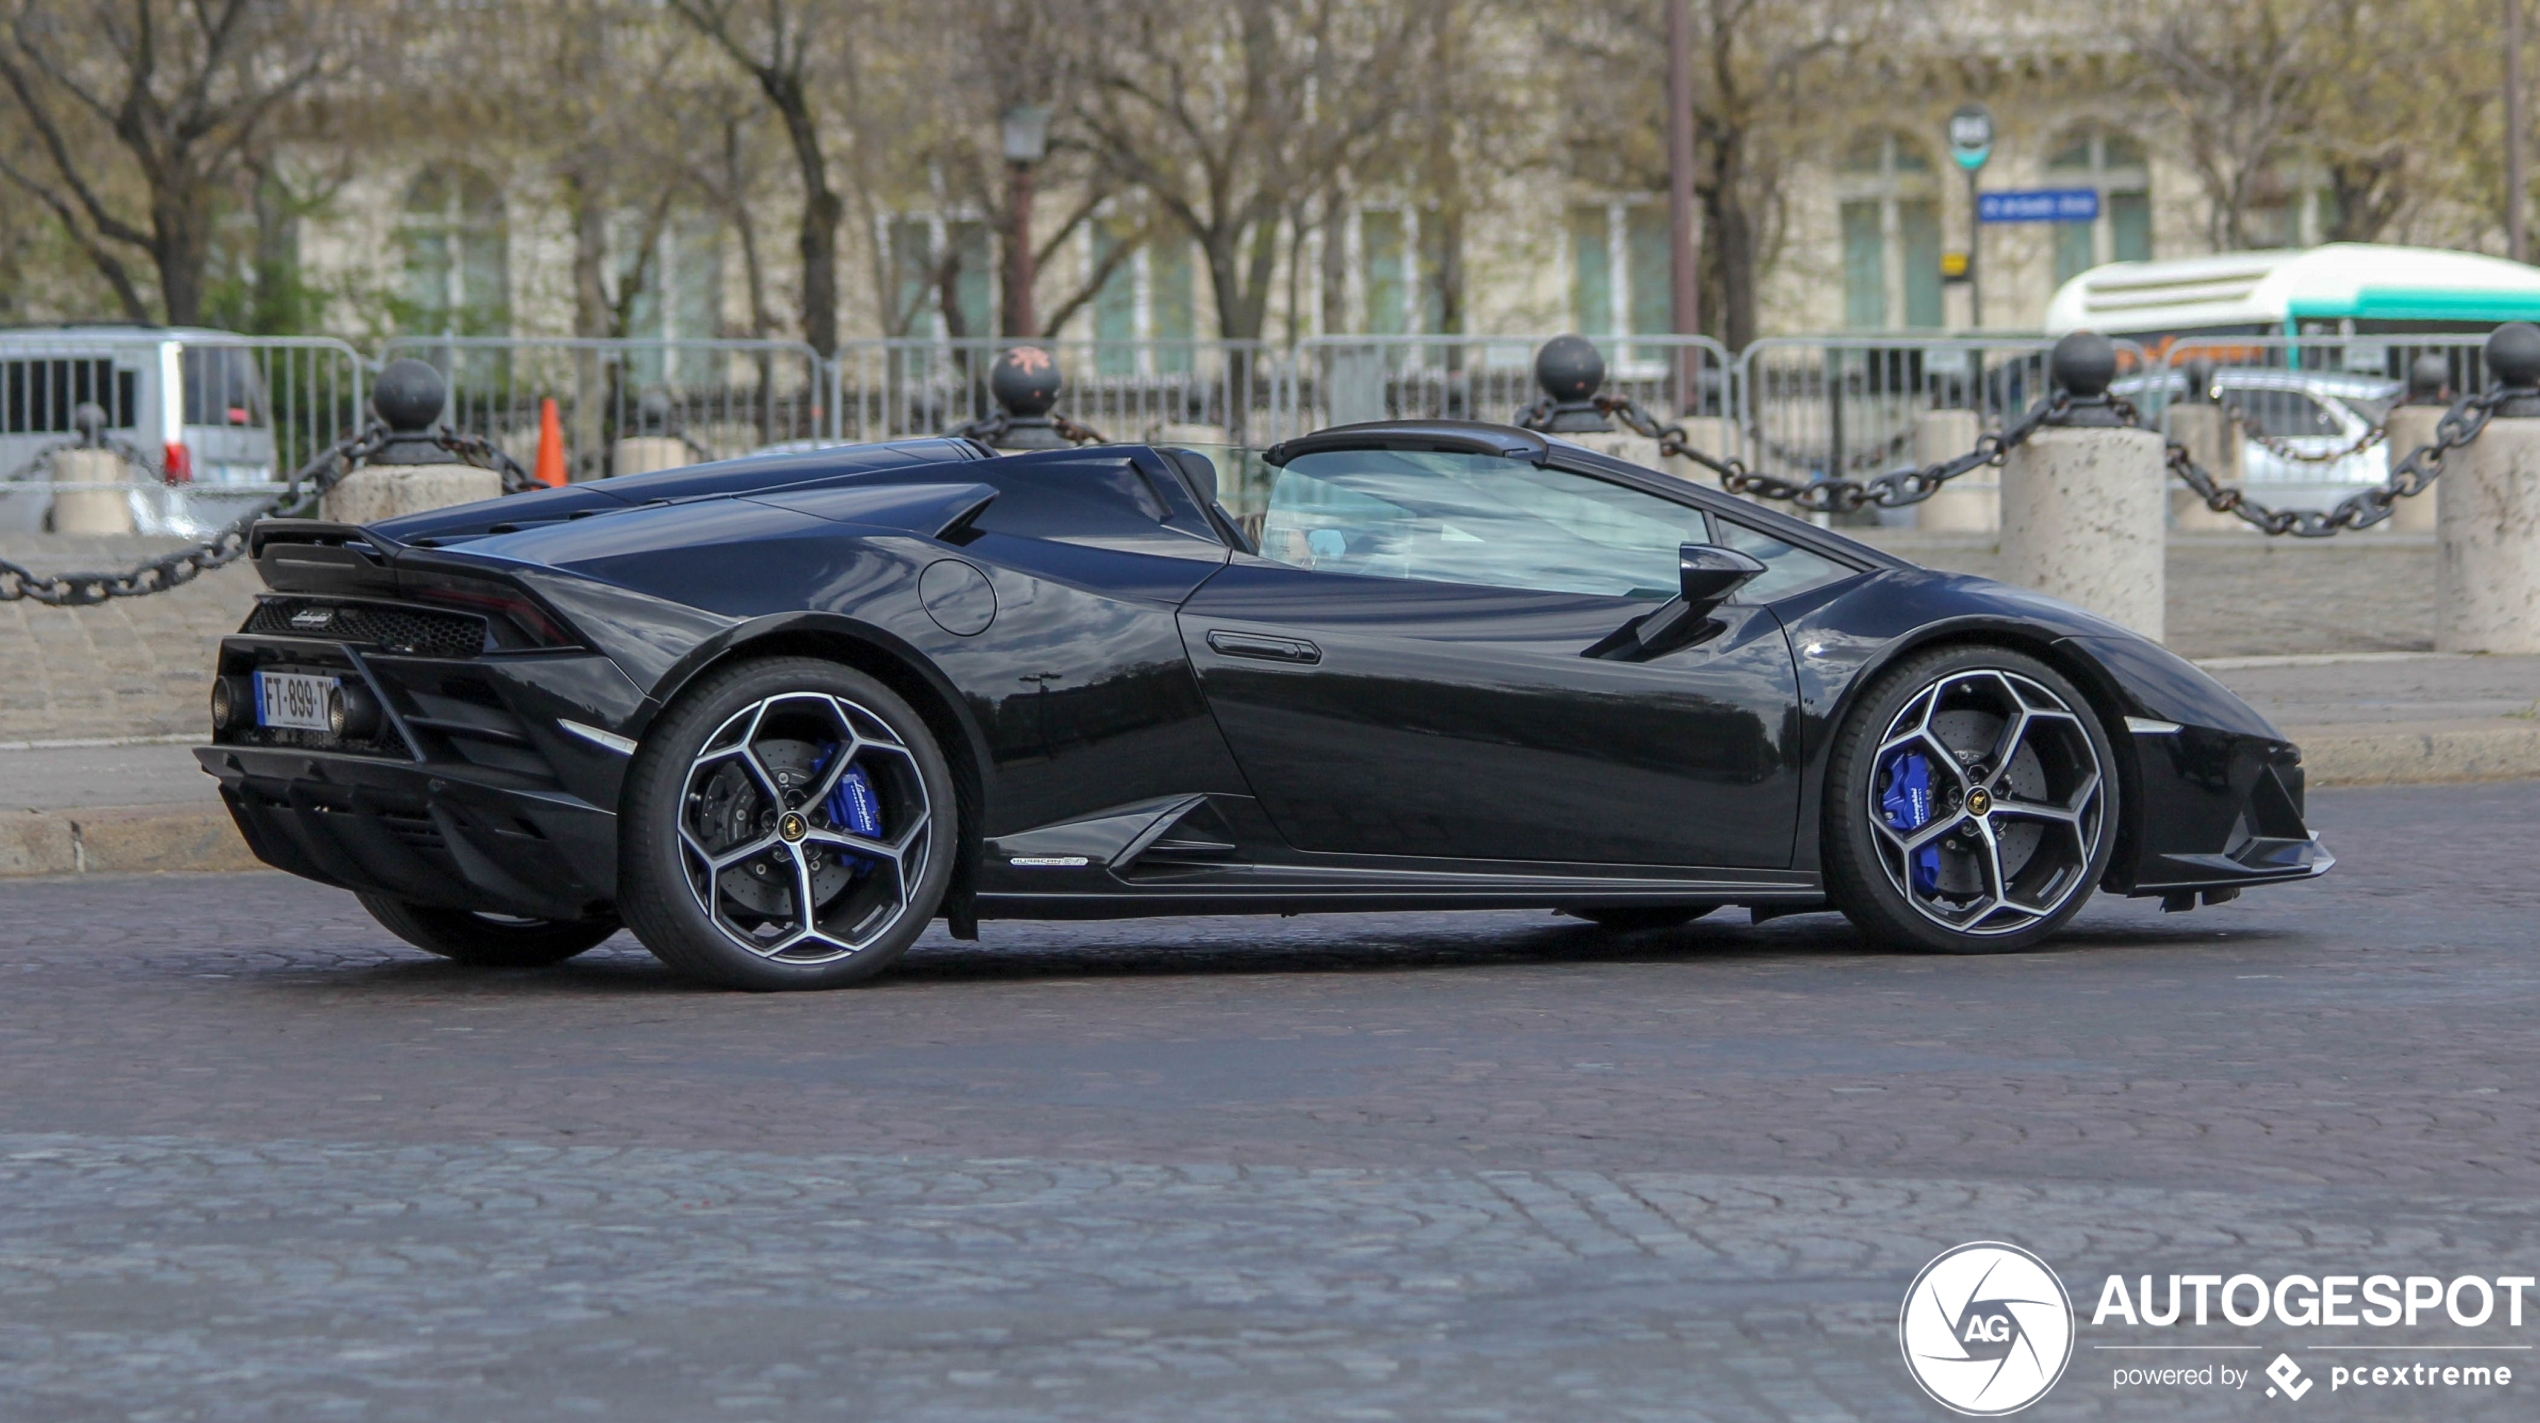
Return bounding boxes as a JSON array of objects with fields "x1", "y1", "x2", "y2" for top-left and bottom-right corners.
[{"x1": 1899, "y1": 1242, "x2": 2076, "y2": 1415}]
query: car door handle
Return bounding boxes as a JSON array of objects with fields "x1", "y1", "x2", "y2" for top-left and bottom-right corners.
[{"x1": 1206, "y1": 630, "x2": 1321, "y2": 664}]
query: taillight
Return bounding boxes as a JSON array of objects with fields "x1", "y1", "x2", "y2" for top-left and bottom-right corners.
[
  {"x1": 226, "y1": 406, "x2": 251, "y2": 426},
  {"x1": 163, "y1": 442, "x2": 192, "y2": 483},
  {"x1": 403, "y1": 571, "x2": 574, "y2": 648}
]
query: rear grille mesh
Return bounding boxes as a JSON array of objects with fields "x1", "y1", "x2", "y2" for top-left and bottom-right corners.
[{"x1": 245, "y1": 599, "x2": 485, "y2": 658}]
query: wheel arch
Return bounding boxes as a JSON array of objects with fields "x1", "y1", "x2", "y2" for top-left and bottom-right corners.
[
  {"x1": 1808, "y1": 619, "x2": 2144, "y2": 888},
  {"x1": 634, "y1": 612, "x2": 991, "y2": 937}
]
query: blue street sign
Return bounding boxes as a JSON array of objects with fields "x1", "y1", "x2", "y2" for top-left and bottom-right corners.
[{"x1": 1977, "y1": 188, "x2": 2100, "y2": 224}]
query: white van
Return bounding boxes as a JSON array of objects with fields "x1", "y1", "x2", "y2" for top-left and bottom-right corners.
[{"x1": 0, "y1": 325, "x2": 285, "y2": 536}]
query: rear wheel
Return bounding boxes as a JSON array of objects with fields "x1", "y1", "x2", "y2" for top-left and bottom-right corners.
[
  {"x1": 1824, "y1": 646, "x2": 2117, "y2": 954},
  {"x1": 357, "y1": 894, "x2": 619, "y2": 967},
  {"x1": 618, "y1": 657, "x2": 956, "y2": 991},
  {"x1": 1569, "y1": 904, "x2": 1720, "y2": 932}
]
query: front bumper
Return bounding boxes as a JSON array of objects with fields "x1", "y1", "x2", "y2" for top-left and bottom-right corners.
[
  {"x1": 2117, "y1": 721, "x2": 2333, "y2": 897},
  {"x1": 197, "y1": 744, "x2": 620, "y2": 921}
]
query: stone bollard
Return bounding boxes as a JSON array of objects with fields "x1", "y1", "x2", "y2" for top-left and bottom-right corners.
[
  {"x1": 613, "y1": 437, "x2": 689, "y2": 477},
  {"x1": 2001, "y1": 332, "x2": 2169, "y2": 640},
  {"x1": 2382, "y1": 354, "x2": 2451, "y2": 536},
  {"x1": 612, "y1": 392, "x2": 691, "y2": 476},
  {"x1": 2436, "y1": 324, "x2": 2540, "y2": 654},
  {"x1": 321, "y1": 359, "x2": 501, "y2": 524},
  {"x1": 2163, "y1": 361, "x2": 2244, "y2": 533},
  {"x1": 50, "y1": 450, "x2": 133, "y2": 535},
  {"x1": 1910, "y1": 409, "x2": 1992, "y2": 532}
]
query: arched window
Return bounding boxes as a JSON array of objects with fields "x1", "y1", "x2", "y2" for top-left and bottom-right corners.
[
  {"x1": 1836, "y1": 131, "x2": 1942, "y2": 329},
  {"x1": 398, "y1": 166, "x2": 509, "y2": 336},
  {"x1": 2045, "y1": 125, "x2": 2151, "y2": 288}
]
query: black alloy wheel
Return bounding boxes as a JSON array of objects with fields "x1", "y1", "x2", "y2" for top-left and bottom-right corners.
[
  {"x1": 618, "y1": 657, "x2": 957, "y2": 990},
  {"x1": 1824, "y1": 646, "x2": 2117, "y2": 954}
]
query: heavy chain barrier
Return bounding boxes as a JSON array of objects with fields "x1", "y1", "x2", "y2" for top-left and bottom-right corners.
[
  {"x1": 2223, "y1": 408, "x2": 2386, "y2": 466},
  {"x1": 1534, "y1": 391, "x2": 2067, "y2": 515},
  {"x1": 2158, "y1": 390, "x2": 2511, "y2": 537},
  {"x1": 0, "y1": 426, "x2": 534, "y2": 606},
  {"x1": 944, "y1": 409, "x2": 1108, "y2": 447}
]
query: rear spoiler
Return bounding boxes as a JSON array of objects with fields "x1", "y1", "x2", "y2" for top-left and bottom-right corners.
[{"x1": 249, "y1": 519, "x2": 400, "y2": 596}]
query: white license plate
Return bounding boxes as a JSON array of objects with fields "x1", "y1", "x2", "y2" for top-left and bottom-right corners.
[{"x1": 256, "y1": 671, "x2": 337, "y2": 731}]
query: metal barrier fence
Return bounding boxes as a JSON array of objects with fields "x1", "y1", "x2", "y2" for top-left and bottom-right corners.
[
  {"x1": 1734, "y1": 336, "x2": 2152, "y2": 496},
  {"x1": 831, "y1": 338, "x2": 1279, "y2": 447},
  {"x1": 0, "y1": 332, "x2": 366, "y2": 537},
  {"x1": 380, "y1": 336, "x2": 827, "y2": 479},
  {"x1": 1283, "y1": 334, "x2": 1737, "y2": 442}
]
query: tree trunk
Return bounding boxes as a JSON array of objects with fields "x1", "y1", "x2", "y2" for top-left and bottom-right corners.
[{"x1": 1702, "y1": 138, "x2": 1758, "y2": 352}]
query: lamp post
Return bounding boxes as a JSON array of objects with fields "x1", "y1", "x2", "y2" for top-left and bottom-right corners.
[{"x1": 1001, "y1": 104, "x2": 1051, "y2": 339}]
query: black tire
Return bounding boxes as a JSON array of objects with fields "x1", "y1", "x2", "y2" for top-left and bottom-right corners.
[
  {"x1": 357, "y1": 893, "x2": 619, "y2": 967},
  {"x1": 1570, "y1": 904, "x2": 1720, "y2": 932},
  {"x1": 1823, "y1": 645, "x2": 2118, "y2": 954},
  {"x1": 617, "y1": 657, "x2": 957, "y2": 990}
]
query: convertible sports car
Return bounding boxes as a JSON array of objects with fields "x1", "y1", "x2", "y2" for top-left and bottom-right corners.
[{"x1": 195, "y1": 420, "x2": 2329, "y2": 989}]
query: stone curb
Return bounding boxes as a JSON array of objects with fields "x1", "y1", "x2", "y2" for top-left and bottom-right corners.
[
  {"x1": 2, "y1": 722, "x2": 2534, "y2": 879},
  {"x1": 0, "y1": 803, "x2": 260, "y2": 878},
  {"x1": 2284, "y1": 719, "x2": 2540, "y2": 788}
]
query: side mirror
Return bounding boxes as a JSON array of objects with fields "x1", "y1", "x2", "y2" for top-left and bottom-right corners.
[
  {"x1": 1679, "y1": 543, "x2": 1767, "y2": 613},
  {"x1": 1587, "y1": 544, "x2": 1770, "y2": 662}
]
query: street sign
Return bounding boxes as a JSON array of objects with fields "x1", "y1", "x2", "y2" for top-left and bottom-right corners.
[
  {"x1": 1977, "y1": 188, "x2": 2100, "y2": 224},
  {"x1": 1947, "y1": 104, "x2": 1993, "y2": 172}
]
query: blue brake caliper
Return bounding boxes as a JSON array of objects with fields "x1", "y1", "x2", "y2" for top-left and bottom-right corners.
[
  {"x1": 806, "y1": 747, "x2": 883, "y2": 870},
  {"x1": 1879, "y1": 749, "x2": 1941, "y2": 894}
]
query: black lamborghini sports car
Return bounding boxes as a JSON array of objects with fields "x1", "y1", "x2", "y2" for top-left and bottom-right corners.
[{"x1": 196, "y1": 420, "x2": 2328, "y2": 989}]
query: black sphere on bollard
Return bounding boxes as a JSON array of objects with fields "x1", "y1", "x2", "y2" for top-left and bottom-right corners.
[
  {"x1": 2049, "y1": 331, "x2": 2116, "y2": 399},
  {"x1": 2407, "y1": 353, "x2": 2452, "y2": 405},
  {"x1": 2487, "y1": 322, "x2": 2540, "y2": 388},
  {"x1": 1532, "y1": 334, "x2": 1612, "y2": 433},
  {"x1": 373, "y1": 359, "x2": 447, "y2": 431},
  {"x1": 2047, "y1": 330, "x2": 2127, "y2": 428},
  {"x1": 991, "y1": 347, "x2": 1063, "y2": 419},
  {"x1": 977, "y1": 346, "x2": 1071, "y2": 450},
  {"x1": 637, "y1": 389, "x2": 674, "y2": 434},
  {"x1": 368, "y1": 358, "x2": 453, "y2": 465},
  {"x1": 2181, "y1": 358, "x2": 2216, "y2": 406}
]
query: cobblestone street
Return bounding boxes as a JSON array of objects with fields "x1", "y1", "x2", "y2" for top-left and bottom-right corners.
[{"x1": 2, "y1": 781, "x2": 2535, "y2": 1420}]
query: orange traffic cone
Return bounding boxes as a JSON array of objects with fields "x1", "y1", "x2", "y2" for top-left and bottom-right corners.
[{"x1": 534, "y1": 397, "x2": 567, "y2": 487}]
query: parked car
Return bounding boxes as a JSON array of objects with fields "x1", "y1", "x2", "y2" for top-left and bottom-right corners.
[
  {"x1": 0, "y1": 325, "x2": 281, "y2": 535},
  {"x1": 196, "y1": 422, "x2": 2327, "y2": 989},
  {"x1": 2118, "y1": 367, "x2": 2402, "y2": 506}
]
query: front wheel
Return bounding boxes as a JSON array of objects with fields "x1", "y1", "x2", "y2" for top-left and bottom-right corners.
[
  {"x1": 617, "y1": 658, "x2": 957, "y2": 990},
  {"x1": 1823, "y1": 646, "x2": 2118, "y2": 954},
  {"x1": 357, "y1": 894, "x2": 619, "y2": 967}
]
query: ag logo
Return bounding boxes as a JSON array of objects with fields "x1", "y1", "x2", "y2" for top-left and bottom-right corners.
[{"x1": 1899, "y1": 1242, "x2": 2074, "y2": 1415}]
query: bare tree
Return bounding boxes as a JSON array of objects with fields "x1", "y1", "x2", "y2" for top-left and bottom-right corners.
[
  {"x1": 1541, "y1": 0, "x2": 1875, "y2": 350},
  {"x1": 0, "y1": 0, "x2": 334, "y2": 323},
  {"x1": 670, "y1": 0, "x2": 854, "y2": 355},
  {"x1": 1064, "y1": 0, "x2": 1422, "y2": 343}
]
